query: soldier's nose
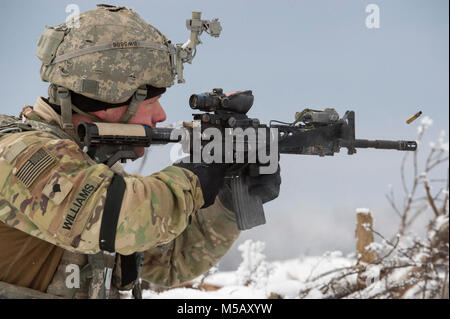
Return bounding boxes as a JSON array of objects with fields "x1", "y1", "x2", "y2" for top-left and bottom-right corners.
[{"x1": 152, "y1": 102, "x2": 166, "y2": 125}]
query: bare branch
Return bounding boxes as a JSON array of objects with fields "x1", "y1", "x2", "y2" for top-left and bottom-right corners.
[
  {"x1": 427, "y1": 156, "x2": 449, "y2": 172},
  {"x1": 424, "y1": 179, "x2": 440, "y2": 217},
  {"x1": 299, "y1": 125, "x2": 449, "y2": 300},
  {"x1": 308, "y1": 266, "x2": 355, "y2": 282},
  {"x1": 413, "y1": 141, "x2": 419, "y2": 183},
  {"x1": 368, "y1": 277, "x2": 421, "y2": 299},
  {"x1": 399, "y1": 148, "x2": 423, "y2": 234},
  {"x1": 401, "y1": 152, "x2": 410, "y2": 197},
  {"x1": 386, "y1": 190, "x2": 402, "y2": 218},
  {"x1": 371, "y1": 236, "x2": 400, "y2": 264},
  {"x1": 415, "y1": 197, "x2": 444, "y2": 203},
  {"x1": 424, "y1": 149, "x2": 436, "y2": 171}
]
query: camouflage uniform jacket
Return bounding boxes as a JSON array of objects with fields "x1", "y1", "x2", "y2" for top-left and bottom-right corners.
[{"x1": 0, "y1": 97, "x2": 240, "y2": 288}]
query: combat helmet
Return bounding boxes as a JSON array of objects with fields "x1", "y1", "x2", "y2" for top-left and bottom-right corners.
[
  {"x1": 36, "y1": 4, "x2": 177, "y2": 135},
  {"x1": 36, "y1": 4, "x2": 222, "y2": 136}
]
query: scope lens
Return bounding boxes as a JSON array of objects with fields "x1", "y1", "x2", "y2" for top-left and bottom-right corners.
[{"x1": 189, "y1": 95, "x2": 200, "y2": 109}]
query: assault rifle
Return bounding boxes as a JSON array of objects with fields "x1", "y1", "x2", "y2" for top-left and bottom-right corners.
[{"x1": 78, "y1": 88, "x2": 417, "y2": 230}]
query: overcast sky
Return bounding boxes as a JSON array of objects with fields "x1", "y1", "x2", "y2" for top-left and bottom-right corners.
[{"x1": 0, "y1": 0, "x2": 448, "y2": 269}]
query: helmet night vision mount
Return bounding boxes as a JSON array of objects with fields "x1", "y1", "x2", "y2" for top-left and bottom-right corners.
[{"x1": 175, "y1": 11, "x2": 222, "y2": 83}]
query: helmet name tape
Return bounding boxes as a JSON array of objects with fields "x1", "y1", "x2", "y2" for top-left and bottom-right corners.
[
  {"x1": 112, "y1": 41, "x2": 138, "y2": 48},
  {"x1": 51, "y1": 41, "x2": 173, "y2": 65}
]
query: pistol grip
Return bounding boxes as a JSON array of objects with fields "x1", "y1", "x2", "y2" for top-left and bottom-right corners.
[{"x1": 230, "y1": 175, "x2": 266, "y2": 230}]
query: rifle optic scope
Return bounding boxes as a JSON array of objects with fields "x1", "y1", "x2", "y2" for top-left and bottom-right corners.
[{"x1": 189, "y1": 88, "x2": 254, "y2": 114}]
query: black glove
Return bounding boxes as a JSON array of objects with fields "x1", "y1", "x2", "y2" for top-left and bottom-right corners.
[
  {"x1": 173, "y1": 161, "x2": 230, "y2": 208},
  {"x1": 218, "y1": 165, "x2": 281, "y2": 212}
]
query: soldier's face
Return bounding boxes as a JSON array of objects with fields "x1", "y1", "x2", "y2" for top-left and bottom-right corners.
[
  {"x1": 129, "y1": 95, "x2": 167, "y2": 127},
  {"x1": 96, "y1": 95, "x2": 166, "y2": 127},
  {"x1": 125, "y1": 95, "x2": 166, "y2": 157}
]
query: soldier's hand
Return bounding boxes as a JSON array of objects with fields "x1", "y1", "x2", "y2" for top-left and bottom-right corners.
[
  {"x1": 248, "y1": 165, "x2": 281, "y2": 204},
  {"x1": 173, "y1": 161, "x2": 231, "y2": 208}
]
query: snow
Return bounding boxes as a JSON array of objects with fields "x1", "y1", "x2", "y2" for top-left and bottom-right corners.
[
  {"x1": 430, "y1": 130, "x2": 449, "y2": 152},
  {"x1": 117, "y1": 231, "x2": 448, "y2": 299},
  {"x1": 142, "y1": 286, "x2": 267, "y2": 299},
  {"x1": 364, "y1": 264, "x2": 382, "y2": 282},
  {"x1": 123, "y1": 226, "x2": 448, "y2": 299},
  {"x1": 438, "y1": 130, "x2": 449, "y2": 152},
  {"x1": 235, "y1": 240, "x2": 273, "y2": 289},
  {"x1": 435, "y1": 214, "x2": 449, "y2": 230},
  {"x1": 417, "y1": 116, "x2": 433, "y2": 135},
  {"x1": 133, "y1": 250, "x2": 355, "y2": 299}
]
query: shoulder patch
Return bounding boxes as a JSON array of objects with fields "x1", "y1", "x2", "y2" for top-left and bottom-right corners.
[
  {"x1": 14, "y1": 147, "x2": 57, "y2": 188},
  {"x1": 4, "y1": 140, "x2": 28, "y2": 163},
  {"x1": 42, "y1": 172, "x2": 74, "y2": 205}
]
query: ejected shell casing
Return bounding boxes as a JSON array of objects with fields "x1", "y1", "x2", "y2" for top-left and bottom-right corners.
[{"x1": 406, "y1": 111, "x2": 422, "y2": 124}]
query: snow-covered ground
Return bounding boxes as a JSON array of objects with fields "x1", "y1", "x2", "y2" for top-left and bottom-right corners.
[
  {"x1": 119, "y1": 239, "x2": 357, "y2": 299},
  {"x1": 141, "y1": 252, "x2": 355, "y2": 299},
  {"x1": 120, "y1": 226, "x2": 448, "y2": 299}
]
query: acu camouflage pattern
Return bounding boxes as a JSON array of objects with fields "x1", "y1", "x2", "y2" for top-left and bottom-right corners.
[
  {"x1": 38, "y1": 4, "x2": 175, "y2": 104},
  {"x1": 0, "y1": 103, "x2": 241, "y2": 287}
]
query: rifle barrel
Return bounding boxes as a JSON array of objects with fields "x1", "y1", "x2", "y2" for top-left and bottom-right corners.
[
  {"x1": 147, "y1": 127, "x2": 179, "y2": 144},
  {"x1": 353, "y1": 139, "x2": 417, "y2": 151}
]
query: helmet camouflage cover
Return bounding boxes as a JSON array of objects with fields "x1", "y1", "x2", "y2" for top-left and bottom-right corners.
[{"x1": 37, "y1": 4, "x2": 176, "y2": 105}]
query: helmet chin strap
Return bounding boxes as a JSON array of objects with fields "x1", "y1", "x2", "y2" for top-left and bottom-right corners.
[
  {"x1": 53, "y1": 85, "x2": 148, "y2": 139},
  {"x1": 70, "y1": 104, "x2": 106, "y2": 123},
  {"x1": 119, "y1": 85, "x2": 147, "y2": 123},
  {"x1": 56, "y1": 86, "x2": 77, "y2": 139},
  {"x1": 55, "y1": 85, "x2": 106, "y2": 132}
]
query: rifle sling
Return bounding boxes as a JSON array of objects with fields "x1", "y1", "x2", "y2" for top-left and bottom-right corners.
[
  {"x1": 100, "y1": 173, "x2": 126, "y2": 253},
  {"x1": 98, "y1": 168, "x2": 141, "y2": 293}
]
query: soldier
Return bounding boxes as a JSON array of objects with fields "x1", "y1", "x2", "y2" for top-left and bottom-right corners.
[{"x1": 0, "y1": 5, "x2": 281, "y2": 298}]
